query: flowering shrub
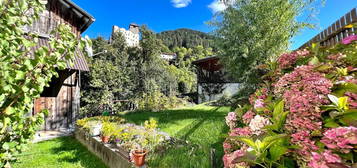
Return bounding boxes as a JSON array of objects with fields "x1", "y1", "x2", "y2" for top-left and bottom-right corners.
[{"x1": 222, "y1": 35, "x2": 357, "y2": 168}]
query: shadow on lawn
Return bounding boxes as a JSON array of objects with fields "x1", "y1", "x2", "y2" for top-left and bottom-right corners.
[{"x1": 50, "y1": 136, "x2": 107, "y2": 168}]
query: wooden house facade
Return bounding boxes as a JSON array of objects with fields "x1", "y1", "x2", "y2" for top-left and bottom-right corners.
[{"x1": 29, "y1": 0, "x2": 94, "y2": 130}]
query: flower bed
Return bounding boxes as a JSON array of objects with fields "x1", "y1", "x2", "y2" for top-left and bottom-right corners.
[
  {"x1": 222, "y1": 35, "x2": 357, "y2": 168},
  {"x1": 76, "y1": 116, "x2": 171, "y2": 167}
]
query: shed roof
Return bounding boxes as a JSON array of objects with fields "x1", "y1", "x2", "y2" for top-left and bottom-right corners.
[
  {"x1": 57, "y1": 0, "x2": 95, "y2": 32},
  {"x1": 35, "y1": 37, "x2": 89, "y2": 71},
  {"x1": 192, "y1": 56, "x2": 222, "y2": 71}
]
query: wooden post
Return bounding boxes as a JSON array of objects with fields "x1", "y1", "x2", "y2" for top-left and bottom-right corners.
[{"x1": 210, "y1": 148, "x2": 216, "y2": 168}]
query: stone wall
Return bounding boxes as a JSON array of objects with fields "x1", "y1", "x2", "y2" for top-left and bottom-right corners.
[{"x1": 74, "y1": 129, "x2": 132, "y2": 168}]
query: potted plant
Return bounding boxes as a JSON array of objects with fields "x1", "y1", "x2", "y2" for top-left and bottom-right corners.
[
  {"x1": 88, "y1": 120, "x2": 102, "y2": 136},
  {"x1": 101, "y1": 122, "x2": 116, "y2": 143},
  {"x1": 131, "y1": 137, "x2": 149, "y2": 167}
]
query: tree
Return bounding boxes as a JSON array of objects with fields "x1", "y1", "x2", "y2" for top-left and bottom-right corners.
[
  {"x1": 81, "y1": 32, "x2": 135, "y2": 116},
  {"x1": 213, "y1": 0, "x2": 321, "y2": 85},
  {"x1": 0, "y1": 0, "x2": 84, "y2": 166}
]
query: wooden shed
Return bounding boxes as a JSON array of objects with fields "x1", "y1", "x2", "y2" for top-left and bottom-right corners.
[
  {"x1": 192, "y1": 56, "x2": 239, "y2": 103},
  {"x1": 29, "y1": 0, "x2": 94, "y2": 130}
]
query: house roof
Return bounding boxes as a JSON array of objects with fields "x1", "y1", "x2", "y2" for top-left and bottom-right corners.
[
  {"x1": 58, "y1": 0, "x2": 95, "y2": 32},
  {"x1": 35, "y1": 37, "x2": 89, "y2": 71}
]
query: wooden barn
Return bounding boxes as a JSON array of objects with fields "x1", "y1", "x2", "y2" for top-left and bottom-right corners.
[{"x1": 29, "y1": 0, "x2": 94, "y2": 131}]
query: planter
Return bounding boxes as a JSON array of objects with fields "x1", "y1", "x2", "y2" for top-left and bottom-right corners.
[
  {"x1": 132, "y1": 150, "x2": 148, "y2": 167},
  {"x1": 89, "y1": 124, "x2": 102, "y2": 136},
  {"x1": 101, "y1": 135, "x2": 110, "y2": 143}
]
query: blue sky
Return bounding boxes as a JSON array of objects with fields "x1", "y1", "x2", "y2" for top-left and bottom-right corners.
[{"x1": 73, "y1": 0, "x2": 357, "y2": 50}]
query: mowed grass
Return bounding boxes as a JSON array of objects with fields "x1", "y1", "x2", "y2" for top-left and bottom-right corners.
[
  {"x1": 13, "y1": 136, "x2": 107, "y2": 168},
  {"x1": 120, "y1": 104, "x2": 232, "y2": 168}
]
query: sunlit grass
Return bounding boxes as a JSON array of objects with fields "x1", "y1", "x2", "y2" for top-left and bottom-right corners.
[
  {"x1": 13, "y1": 136, "x2": 107, "y2": 168},
  {"x1": 121, "y1": 104, "x2": 232, "y2": 168}
]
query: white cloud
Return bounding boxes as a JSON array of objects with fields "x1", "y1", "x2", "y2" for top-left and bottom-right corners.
[
  {"x1": 208, "y1": 0, "x2": 234, "y2": 13},
  {"x1": 171, "y1": 0, "x2": 191, "y2": 8}
]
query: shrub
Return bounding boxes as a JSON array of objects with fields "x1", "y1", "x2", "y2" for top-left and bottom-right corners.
[{"x1": 222, "y1": 35, "x2": 357, "y2": 168}]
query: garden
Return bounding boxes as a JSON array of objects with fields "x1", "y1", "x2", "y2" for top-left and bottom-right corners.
[{"x1": 1, "y1": 0, "x2": 356, "y2": 168}]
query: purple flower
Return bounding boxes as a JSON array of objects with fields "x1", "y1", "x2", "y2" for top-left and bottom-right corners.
[{"x1": 341, "y1": 35, "x2": 357, "y2": 44}]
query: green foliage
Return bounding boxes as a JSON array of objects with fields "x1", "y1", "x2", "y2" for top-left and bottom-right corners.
[
  {"x1": 213, "y1": 0, "x2": 321, "y2": 85},
  {"x1": 0, "y1": 0, "x2": 84, "y2": 166},
  {"x1": 232, "y1": 134, "x2": 291, "y2": 168},
  {"x1": 136, "y1": 90, "x2": 188, "y2": 111},
  {"x1": 101, "y1": 122, "x2": 117, "y2": 137},
  {"x1": 266, "y1": 100, "x2": 289, "y2": 132},
  {"x1": 157, "y1": 28, "x2": 216, "y2": 49}
]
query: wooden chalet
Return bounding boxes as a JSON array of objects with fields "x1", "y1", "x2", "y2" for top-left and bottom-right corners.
[{"x1": 30, "y1": 0, "x2": 94, "y2": 130}]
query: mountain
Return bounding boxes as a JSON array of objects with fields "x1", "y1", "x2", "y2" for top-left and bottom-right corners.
[{"x1": 156, "y1": 28, "x2": 215, "y2": 49}]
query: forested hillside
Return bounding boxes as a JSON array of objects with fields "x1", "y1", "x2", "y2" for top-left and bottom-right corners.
[{"x1": 157, "y1": 28, "x2": 215, "y2": 49}]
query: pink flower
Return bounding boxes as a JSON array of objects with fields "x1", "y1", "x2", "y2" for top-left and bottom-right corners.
[
  {"x1": 223, "y1": 142, "x2": 232, "y2": 153},
  {"x1": 254, "y1": 99, "x2": 265, "y2": 109},
  {"x1": 229, "y1": 127, "x2": 251, "y2": 137},
  {"x1": 225, "y1": 112, "x2": 237, "y2": 129},
  {"x1": 291, "y1": 131, "x2": 319, "y2": 158},
  {"x1": 274, "y1": 65, "x2": 333, "y2": 132},
  {"x1": 248, "y1": 115, "x2": 271, "y2": 135},
  {"x1": 321, "y1": 126, "x2": 357, "y2": 153},
  {"x1": 322, "y1": 150, "x2": 341, "y2": 163},
  {"x1": 242, "y1": 110, "x2": 255, "y2": 124},
  {"x1": 277, "y1": 49, "x2": 310, "y2": 69},
  {"x1": 308, "y1": 150, "x2": 341, "y2": 168},
  {"x1": 341, "y1": 35, "x2": 357, "y2": 44},
  {"x1": 223, "y1": 147, "x2": 248, "y2": 168}
]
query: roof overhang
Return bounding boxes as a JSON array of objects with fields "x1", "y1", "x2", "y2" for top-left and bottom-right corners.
[
  {"x1": 58, "y1": 0, "x2": 95, "y2": 33},
  {"x1": 192, "y1": 56, "x2": 222, "y2": 71}
]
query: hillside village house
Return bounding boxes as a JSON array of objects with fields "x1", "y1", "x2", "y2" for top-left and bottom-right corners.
[{"x1": 30, "y1": 0, "x2": 94, "y2": 131}]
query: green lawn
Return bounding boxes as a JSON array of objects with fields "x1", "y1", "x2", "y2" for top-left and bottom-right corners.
[
  {"x1": 13, "y1": 136, "x2": 107, "y2": 168},
  {"x1": 120, "y1": 104, "x2": 232, "y2": 168},
  {"x1": 14, "y1": 105, "x2": 231, "y2": 168}
]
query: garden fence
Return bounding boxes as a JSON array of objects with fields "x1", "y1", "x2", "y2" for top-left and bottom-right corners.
[{"x1": 299, "y1": 8, "x2": 357, "y2": 49}]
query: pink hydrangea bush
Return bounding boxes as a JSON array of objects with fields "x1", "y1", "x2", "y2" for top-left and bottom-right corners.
[
  {"x1": 277, "y1": 49, "x2": 310, "y2": 69},
  {"x1": 274, "y1": 65, "x2": 333, "y2": 132},
  {"x1": 222, "y1": 41, "x2": 356, "y2": 168}
]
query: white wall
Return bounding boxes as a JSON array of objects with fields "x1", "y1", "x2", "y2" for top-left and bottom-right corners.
[{"x1": 197, "y1": 83, "x2": 240, "y2": 103}]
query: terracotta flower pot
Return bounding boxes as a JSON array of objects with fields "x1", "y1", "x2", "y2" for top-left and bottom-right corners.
[
  {"x1": 101, "y1": 135, "x2": 110, "y2": 143},
  {"x1": 132, "y1": 150, "x2": 148, "y2": 167}
]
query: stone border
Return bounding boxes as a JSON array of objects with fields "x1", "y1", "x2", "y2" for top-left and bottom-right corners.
[{"x1": 74, "y1": 129, "x2": 132, "y2": 168}]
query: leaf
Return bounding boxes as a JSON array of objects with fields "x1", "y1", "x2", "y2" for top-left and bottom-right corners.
[
  {"x1": 324, "y1": 119, "x2": 340, "y2": 128},
  {"x1": 15, "y1": 70, "x2": 26, "y2": 80},
  {"x1": 337, "y1": 97, "x2": 349, "y2": 110},
  {"x1": 328, "y1": 94, "x2": 339, "y2": 106},
  {"x1": 269, "y1": 145, "x2": 288, "y2": 161},
  {"x1": 273, "y1": 100, "x2": 284, "y2": 119},
  {"x1": 339, "y1": 111, "x2": 357, "y2": 127},
  {"x1": 234, "y1": 137, "x2": 256, "y2": 149},
  {"x1": 309, "y1": 56, "x2": 319, "y2": 65}
]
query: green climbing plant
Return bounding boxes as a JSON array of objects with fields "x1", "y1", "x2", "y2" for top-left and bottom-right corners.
[{"x1": 0, "y1": 0, "x2": 85, "y2": 167}]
